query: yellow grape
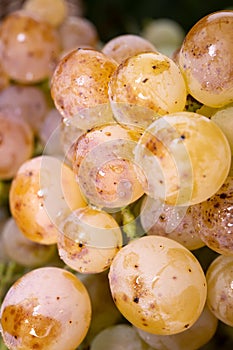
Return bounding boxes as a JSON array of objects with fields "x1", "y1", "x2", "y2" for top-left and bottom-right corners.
[
  {"x1": 23, "y1": 0, "x2": 68, "y2": 27},
  {"x1": 206, "y1": 254, "x2": 233, "y2": 326},
  {"x1": 9, "y1": 155, "x2": 87, "y2": 245},
  {"x1": 71, "y1": 123, "x2": 145, "y2": 209},
  {"x1": 0, "y1": 114, "x2": 34, "y2": 180},
  {"x1": 102, "y1": 34, "x2": 158, "y2": 64},
  {"x1": 179, "y1": 10, "x2": 233, "y2": 107},
  {"x1": 0, "y1": 10, "x2": 61, "y2": 83},
  {"x1": 134, "y1": 111, "x2": 231, "y2": 205},
  {"x1": 51, "y1": 48, "x2": 118, "y2": 122},
  {"x1": 108, "y1": 51, "x2": 187, "y2": 127},
  {"x1": 109, "y1": 235, "x2": 207, "y2": 335},
  {"x1": 0, "y1": 267, "x2": 92, "y2": 350},
  {"x1": 57, "y1": 206, "x2": 123, "y2": 273},
  {"x1": 211, "y1": 103, "x2": 233, "y2": 153}
]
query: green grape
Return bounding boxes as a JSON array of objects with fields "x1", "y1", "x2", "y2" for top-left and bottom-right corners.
[
  {"x1": 140, "y1": 195, "x2": 205, "y2": 250},
  {"x1": 136, "y1": 304, "x2": 218, "y2": 350},
  {"x1": 0, "y1": 267, "x2": 91, "y2": 350},
  {"x1": 102, "y1": 34, "x2": 158, "y2": 64},
  {"x1": 134, "y1": 112, "x2": 231, "y2": 206},
  {"x1": 71, "y1": 123, "x2": 145, "y2": 209},
  {"x1": 190, "y1": 176, "x2": 233, "y2": 256},
  {"x1": 179, "y1": 10, "x2": 233, "y2": 107},
  {"x1": 206, "y1": 255, "x2": 233, "y2": 326},
  {"x1": 57, "y1": 206, "x2": 123, "y2": 274},
  {"x1": 108, "y1": 51, "x2": 187, "y2": 127},
  {"x1": 0, "y1": 10, "x2": 61, "y2": 83},
  {"x1": 211, "y1": 103, "x2": 233, "y2": 153},
  {"x1": 90, "y1": 324, "x2": 149, "y2": 350},
  {"x1": 109, "y1": 235, "x2": 207, "y2": 335}
]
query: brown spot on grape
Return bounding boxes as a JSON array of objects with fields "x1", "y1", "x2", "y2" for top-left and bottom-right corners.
[{"x1": 133, "y1": 297, "x2": 139, "y2": 303}]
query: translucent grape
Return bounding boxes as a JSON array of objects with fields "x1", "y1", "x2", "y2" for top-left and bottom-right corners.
[
  {"x1": 190, "y1": 176, "x2": 233, "y2": 256},
  {"x1": 23, "y1": 0, "x2": 68, "y2": 27},
  {"x1": 59, "y1": 16, "x2": 99, "y2": 52},
  {"x1": 108, "y1": 51, "x2": 187, "y2": 127},
  {"x1": 51, "y1": 48, "x2": 117, "y2": 121},
  {"x1": 136, "y1": 304, "x2": 218, "y2": 350},
  {"x1": 178, "y1": 10, "x2": 233, "y2": 107},
  {"x1": 0, "y1": 10, "x2": 61, "y2": 83},
  {"x1": 71, "y1": 123, "x2": 145, "y2": 209},
  {"x1": 0, "y1": 85, "x2": 48, "y2": 134},
  {"x1": 102, "y1": 34, "x2": 158, "y2": 64},
  {"x1": 57, "y1": 206, "x2": 123, "y2": 273},
  {"x1": 211, "y1": 103, "x2": 233, "y2": 153},
  {"x1": 2, "y1": 217, "x2": 56, "y2": 267},
  {"x1": 9, "y1": 155, "x2": 87, "y2": 244},
  {"x1": 109, "y1": 235, "x2": 207, "y2": 335},
  {"x1": 140, "y1": 195, "x2": 205, "y2": 250},
  {"x1": 134, "y1": 112, "x2": 231, "y2": 205},
  {"x1": 206, "y1": 254, "x2": 233, "y2": 326},
  {"x1": 0, "y1": 113, "x2": 34, "y2": 180},
  {"x1": 90, "y1": 324, "x2": 149, "y2": 350},
  {"x1": 0, "y1": 267, "x2": 92, "y2": 350}
]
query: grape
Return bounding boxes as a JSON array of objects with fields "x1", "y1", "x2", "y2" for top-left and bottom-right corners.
[
  {"x1": 134, "y1": 112, "x2": 231, "y2": 205},
  {"x1": 2, "y1": 217, "x2": 56, "y2": 267},
  {"x1": 108, "y1": 235, "x2": 207, "y2": 335},
  {"x1": 178, "y1": 10, "x2": 233, "y2": 107},
  {"x1": 211, "y1": 103, "x2": 233, "y2": 153},
  {"x1": 23, "y1": 0, "x2": 68, "y2": 27},
  {"x1": 71, "y1": 123, "x2": 145, "y2": 209},
  {"x1": 140, "y1": 195, "x2": 205, "y2": 251},
  {"x1": 90, "y1": 324, "x2": 149, "y2": 350},
  {"x1": 57, "y1": 206, "x2": 123, "y2": 273},
  {"x1": 9, "y1": 155, "x2": 87, "y2": 245},
  {"x1": 190, "y1": 176, "x2": 233, "y2": 256},
  {"x1": 0, "y1": 267, "x2": 92, "y2": 350},
  {"x1": 102, "y1": 34, "x2": 158, "y2": 64},
  {"x1": 50, "y1": 48, "x2": 118, "y2": 121},
  {"x1": 136, "y1": 304, "x2": 218, "y2": 350},
  {"x1": 0, "y1": 113, "x2": 34, "y2": 180},
  {"x1": 0, "y1": 10, "x2": 61, "y2": 83},
  {"x1": 108, "y1": 51, "x2": 187, "y2": 127},
  {"x1": 0, "y1": 85, "x2": 48, "y2": 134},
  {"x1": 59, "y1": 16, "x2": 99, "y2": 52},
  {"x1": 140, "y1": 18, "x2": 185, "y2": 57},
  {"x1": 206, "y1": 254, "x2": 233, "y2": 326},
  {"x1": 60, "y1": 117, "x2": 84, "y2": 161}
]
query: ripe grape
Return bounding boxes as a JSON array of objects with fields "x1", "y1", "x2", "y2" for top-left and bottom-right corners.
[
  {"x1": 59, "y1": 16, "x2": 99, "y2": 52},
  {"x1": 57, "y1": 206, "x2": 123, "y2": 273},
  {"x1": 2, "y1": 217, "x2": 56, "y2": 267},
  {"x1": 211, "y1": 103, "x2": 233, "y2": 153},
  {"x1": 102, "y1": 34, "x2": 158, "y2": 63},
  {"x1": 0, "y1": 267, "x2": 92, "y2": 350},
  {"x1": 136, "y1": 304, "x2": 218, "y2": 350},
  {"x1": 0, "y1": 10, "x2": 61, "y2": 83},
  {"x1": 23, "y1": 0, "x2": 68, "y2": 27},
  {"x1": 108, "y1": 235, "x2": 207, "y2": 335},
  {"x1": 9, "y1": 155, "x2": 86, "y2": 245},
  {"x1": 206, "y1": 254, "x2": 233, "y2": 326},
  {"x1": 134, "y1": 112, "x2": 231, "y2": 205},
  {"x1": 108, "y1": 51, "x2": 187, "y2": 127},
  {"x1": 140, "y1": 195, "x2": 205, "y2": 250},
  {"x1": 50, "y1": 48, "x2": 118, "y2": 121},
  {"x1": 0, "y1": 85, "x2": 48, "y2": 134},
  {"x1": 190, "y1": 176, "x2": 233, "y2": 256},
  {"x1": 90, "y1": 324, "x2": 149, "y2": 350},
  {"x1": 0, "y1": 113, "x2": 34, "y2": 180},
  {"x1": 179, "y1": 10, "x2": 233, "y2": 107},
  {"x1": 71, "y1": 123, "x2": 145, "y2": 209}
]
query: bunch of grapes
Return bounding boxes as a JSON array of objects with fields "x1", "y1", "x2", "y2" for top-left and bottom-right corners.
[{"x1": 0, "y1": 1, "x2": 233, "y2": 349}]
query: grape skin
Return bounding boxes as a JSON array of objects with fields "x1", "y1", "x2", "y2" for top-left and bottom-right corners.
[
  {"x1": 109, "y1": 235, "x2": 207, "y2": 335},
  {"x1": 0, "y1": 267, "x2": 92, "y2": 350}
]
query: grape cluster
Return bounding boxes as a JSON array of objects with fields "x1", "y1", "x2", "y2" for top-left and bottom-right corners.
[{"x1": 0, "y1": 1, "x2": 233, "y2": 349}]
